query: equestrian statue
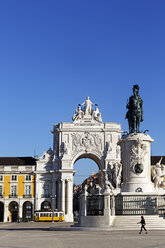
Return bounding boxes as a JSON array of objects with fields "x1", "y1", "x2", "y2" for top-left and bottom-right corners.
[{"x1": 126, "y1": 84, "x2": 143, "y2": 133}]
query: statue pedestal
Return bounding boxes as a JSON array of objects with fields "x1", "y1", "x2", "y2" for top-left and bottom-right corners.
[{"x1": 119, "y1": 133, "x2": 154, "y2": 193}]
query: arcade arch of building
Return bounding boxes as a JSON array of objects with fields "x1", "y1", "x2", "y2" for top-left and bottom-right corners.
[{"x1": 35, "y1": 97, "x2": 122, "y2": 222}]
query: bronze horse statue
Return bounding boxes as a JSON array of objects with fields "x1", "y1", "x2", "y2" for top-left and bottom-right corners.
[{"x1": 126, "y1": 84, "x2": 143, "y2": 133}]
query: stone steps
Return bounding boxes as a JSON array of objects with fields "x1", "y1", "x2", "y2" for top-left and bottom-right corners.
[{"x1": 112, "y1": 215, "x2": 165, "y2": 230}]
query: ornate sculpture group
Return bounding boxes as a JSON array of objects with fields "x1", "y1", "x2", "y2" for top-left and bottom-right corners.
[
  {"x1": 72, "y1": 96, "x2": 102, "y2": 123},
  {"x1": 151, "y1": 157, "x2": 165, "y2": 189}
]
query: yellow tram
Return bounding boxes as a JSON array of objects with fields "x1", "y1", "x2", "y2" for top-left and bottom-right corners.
[{"x1": 34, "y1": 211, "x2": 64, "y2": 222}]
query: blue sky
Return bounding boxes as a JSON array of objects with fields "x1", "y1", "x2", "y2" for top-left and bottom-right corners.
[{"x1": 1, "y1": 1, "x2": 165, "y2": 182}]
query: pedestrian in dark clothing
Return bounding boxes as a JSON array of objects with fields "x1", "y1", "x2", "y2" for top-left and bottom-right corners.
[{"x1": 137, "y1": 216, "x2": 147, "y2": 234}]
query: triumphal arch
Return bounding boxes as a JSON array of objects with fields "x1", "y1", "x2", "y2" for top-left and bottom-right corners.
[
  {"x1": 50, "y1": 97, "x2": 122, "y2": 222},
  {"x1": 35, "y1": 88, "x2": 165, "y2": 226}
]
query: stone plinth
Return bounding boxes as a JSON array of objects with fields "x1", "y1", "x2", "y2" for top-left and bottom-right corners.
[{"x1": 119, "y1": 133, "x2": 154, "y2": 193}]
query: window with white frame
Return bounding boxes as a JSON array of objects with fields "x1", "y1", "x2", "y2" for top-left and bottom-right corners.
[
  {"x1": 43, "y1": 184, "x2": 49, "y2": 196},
  {"x1": 25, "y1": 166, "x2": 31, "y2": 171},
  {"x1": 0, "y1": 175, "x2": 3, "y2": 181},
  {"x1": 25, "y1": 175, "x2": 31, "y2": 181},
  {"x1": 25, "y1": 185, "x2": 31, "y2": 196},
  {"x1": 11, "y1": 185, "x2": 17, "y2": 196},
  {"x1": 11, "y1": 166, "x2": 18, "y2": 171},
  {"x1": 11, "y1": 175, "x2": 17, "y2": 181},
  {"x1": 0, "y1": 185, "x2": 2, "y2": 196}
]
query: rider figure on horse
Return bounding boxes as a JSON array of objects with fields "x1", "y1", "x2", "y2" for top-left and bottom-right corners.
[{"x1": 126, "y1": 84, "x2": 143, "y2": 133}]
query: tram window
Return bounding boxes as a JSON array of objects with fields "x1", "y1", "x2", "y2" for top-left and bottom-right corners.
[
  {"x1": 59, "y1": 213, "x2": 63, "y2": 216},
  {"x1": 49, "y1": 214, "x2": 52, "y2": 217},
  {"x1": 40, "y1": 214, "x2": 43, "y2": 217},
  {"x1": 55, "y1": 213, "x2": 58, "y2": 217}
]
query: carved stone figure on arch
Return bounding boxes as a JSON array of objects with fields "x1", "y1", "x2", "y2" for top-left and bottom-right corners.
[
  {"x1": 80, "y1": 96, "x2": 95, "y2": 115},
  {"x1": 72, "y1": 106, "x2": 84, "y2": 121},
  {"x1": 92, "y1": 107, "x2": 102, "y2": 123}
]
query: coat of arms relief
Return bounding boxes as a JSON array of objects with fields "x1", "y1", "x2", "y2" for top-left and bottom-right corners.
[{"x1": 71, "y1": 131, "x2": 103, "y2": 154}]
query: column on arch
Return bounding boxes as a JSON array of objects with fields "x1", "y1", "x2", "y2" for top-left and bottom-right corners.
[
  {"x1": 66, "y1": 178, "x2": 73, "y2": 216},
  {"x1": 61, "y1": 179, "x2": 65, "y2": 213}
]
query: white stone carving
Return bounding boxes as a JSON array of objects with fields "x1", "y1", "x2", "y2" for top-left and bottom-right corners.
[
  {"x1": 119, "y1": 133, "x2": 154, "y2": 192},
  {"x1": 107, "y1": 163, "x2": 115, "y2": 189},
  {"x1": 107, "y1": 141, "x2": 112, "y2": 153},
  {"x1": 39, "y1": 148, "x2": 53, "y2": 162},
  {"x1": 80, "y1": 96, "x2": 95, "y2": 115},
  {"x1": 114, "y1": 162, "x2": 122, "y2": 189},
  {"x1": 92, "y1": 107, "x2": 102, "y2": 123},
  {"x1": 72, "y1": 97, "x2": 102, "y2": 123},
  {"x1": 151, "y1": 157, "x2": 165, "y2": 188},
  {"x1": 130, "y1": 138, "x2": 148, "y2": 166},
  {"x1": 116, "y1": 145, "x2": 120, "y2": 159},
  {"x1": 72, "y1": 132, "x2": 102, "y2": 152},
  {"x1": 105, "y1": 173, "x2": 114, "y2": 192},
  {"x1": 107, "y1": 162, "x2": 122, "y2": 189},
  {"x1": 72, "y1": 106, "x2": 84, "y2": 121}
]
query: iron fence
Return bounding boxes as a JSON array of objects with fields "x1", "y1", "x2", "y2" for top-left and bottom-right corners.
[
  {"x1": 87, "y1": 195, "x2": 104, "y2": 216},
  {"x1": 115, "y1": 195, "x2": 165, "y2": 215}
]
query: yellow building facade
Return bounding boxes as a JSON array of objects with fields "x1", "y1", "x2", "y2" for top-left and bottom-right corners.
[{"x1": 0, "y1": 157, "x2": 36, "y2": 222}]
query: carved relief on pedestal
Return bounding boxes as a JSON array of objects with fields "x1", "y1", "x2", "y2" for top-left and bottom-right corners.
[
  {"x1": 71, "y1": 131, "x2": 103, "y2": 153},
  {"x1": 129, "y1": 138, "x2": 148, "y2": 174}
]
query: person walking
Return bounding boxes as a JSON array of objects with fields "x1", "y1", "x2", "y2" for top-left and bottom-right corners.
[{"x1": 137, "y1": 216, "x2": 147, "y2": 234}]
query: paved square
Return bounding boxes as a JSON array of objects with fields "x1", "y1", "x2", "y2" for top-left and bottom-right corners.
[{"x1": 0, "y1": 222, "x2": 164, "y2": 248}]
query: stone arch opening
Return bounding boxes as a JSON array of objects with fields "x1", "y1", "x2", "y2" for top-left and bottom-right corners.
[
  {"x1": 9, "y1": 201, "x2": 18, "y2": 222},
  {"x1": 23, "y1": 201, "x2": 33, "y2": 222},
  {"x1": 72, "y1": 152, "x2": 102, "y2": 170},
  {"x1": 41, "y1": 201, "x2": 51, "y2": 211},
  {"x1": 0, "y1": 202, "x2": 4, "y2": 222},
  {"x1": 73, "y1": 156, "x2": 100, "y2": 185},
  {"x1": 73, "y1": 156, "x2": 100, "y2": 219}
]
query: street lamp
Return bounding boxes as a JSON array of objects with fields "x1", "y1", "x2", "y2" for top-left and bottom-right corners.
[{"x1": 51, "y1": 194, "x2": 56, "y2": 223}]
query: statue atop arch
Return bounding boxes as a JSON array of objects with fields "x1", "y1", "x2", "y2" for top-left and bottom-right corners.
[
  {"x1": 80, "y1": 96, "x2": 94, "y2": 115},
  {"x1": 72, "y1": 96, "x2": 102, "y2": 123},
  {"x1": 126, "y1": 84, "x2": 143, "y2": 133}
]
